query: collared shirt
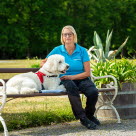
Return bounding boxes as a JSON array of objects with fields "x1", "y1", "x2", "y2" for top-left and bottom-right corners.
[{"x1": 46, "y1": 43, "x2": 90, "y2": 77}]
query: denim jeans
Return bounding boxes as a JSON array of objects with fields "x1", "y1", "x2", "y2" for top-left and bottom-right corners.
[{"x1": 61, "y1": 77, "x2": 98, "y2": 119}]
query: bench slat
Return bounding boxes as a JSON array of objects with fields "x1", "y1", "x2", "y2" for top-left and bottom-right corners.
[
  {"x1": 3, "y1": 88, "x2": 115, "y2": 98},
  {"x1": 98, "y1": 88, "x2": 115, "y2": 92},
  {"x1": 6, "y1": 92, "x2": 68, "y2": 98},
  {"x1": 0, "y1": 68, "x2": 39, "y2": 73}
]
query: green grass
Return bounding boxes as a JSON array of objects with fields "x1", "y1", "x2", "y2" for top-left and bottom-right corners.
[
  {"x1": 0, "y1": 59, "x2": 84, "y2": 131},
  {"x1": 1, "y1": 96, "x2": 78, "y2": 131}
]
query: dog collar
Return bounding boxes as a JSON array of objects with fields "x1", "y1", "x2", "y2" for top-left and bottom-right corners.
[
  {"x1": 46, "y1": 75, "x2": 58, "y2": 77},
  {"x1": 35, "y1": 71, "x2": 46, "y2": 83}
]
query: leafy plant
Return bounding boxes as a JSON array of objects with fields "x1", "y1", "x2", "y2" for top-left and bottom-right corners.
[
  {"x1": 91, "y1": 59, "x2": 136, "y2": 86},
  {"x1": 88, "y1": 30, "x2": 129, "y2": 62},
  {"x1": 31, "y1": 64, "x2": 40, "y2": 68},
  {"x1": 112, "y1": 59, "x2": 136, "y2": 83},
  {"x1": 26, "y1": 56, "x2": 41, "y2": 68}
]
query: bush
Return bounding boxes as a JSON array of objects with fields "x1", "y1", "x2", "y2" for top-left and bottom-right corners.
[
  {"x1": 91, "y1": 58, "x2": 136, "y2": 86},
  {"x1": 26, "y1": 57, "x2": 41, "y2": 68}
]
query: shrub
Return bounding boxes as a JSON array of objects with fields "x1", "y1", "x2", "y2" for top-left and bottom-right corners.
[
  {"x1": 26, "y1": 56, "x2": 41, "y2": 68},
  {"x1": 91, "y1": 58, "x2": 136, "y2": 86}
]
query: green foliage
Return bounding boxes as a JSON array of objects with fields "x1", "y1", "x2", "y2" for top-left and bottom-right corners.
[
  {"x1": 88, "y1": 30, "x2": 129, "y2": 62},
  {"x1": 0, "y1": 0, "x2": 136, "y2": 59},
  {"x1": 30, "y1": 64, "x2": 40, "y2": 68},
  {"x1": 0, "y1": 111, "x2": 75, "y2": 131},
  {"x1": 26, "y1": 56, "x2": 40, "y2": 68},
  {"x1": 111, "y1": 59, "x2": 136, "y2": 83},
  {"x1": 91, "y1": 59, "x2": 136, "y2": 86}
]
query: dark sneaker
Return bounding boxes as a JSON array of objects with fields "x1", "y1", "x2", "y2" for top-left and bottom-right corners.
[
  {"x1": 87, "y1": 116, "x2": 100, "y2": 125},
  {"x1": 80, "y1": 117, "x2": 97, "y2": 130}
]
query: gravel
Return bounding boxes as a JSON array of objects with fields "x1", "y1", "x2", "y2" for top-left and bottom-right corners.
[{"x1": 0, "y1": 119, "x2": 136, "y2": 136}]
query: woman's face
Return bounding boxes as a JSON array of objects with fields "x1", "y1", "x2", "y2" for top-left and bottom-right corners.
[{"x1": 62, "y1": 28, "x2": 74, "y2": 45}]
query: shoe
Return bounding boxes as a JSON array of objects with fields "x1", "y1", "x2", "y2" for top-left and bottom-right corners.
[
  {"x1": 87, "y1": 116, "x2": 100, "y2": 125},
  {"x1": 80, "y1": 117, "x2": 97, "y2": 130}
]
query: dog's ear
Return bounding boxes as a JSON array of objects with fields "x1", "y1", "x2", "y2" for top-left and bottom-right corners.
[
  {"x1": 48, "y1": 59, "x2": 58, "y2": 72},
  {"x1": 43, "y1": 59, "x2": 58, "y2": 73}
]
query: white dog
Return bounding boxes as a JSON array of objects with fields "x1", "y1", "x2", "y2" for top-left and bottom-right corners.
[{"x1": 5, "y1": 54, "x2": 69, "y2": 94}]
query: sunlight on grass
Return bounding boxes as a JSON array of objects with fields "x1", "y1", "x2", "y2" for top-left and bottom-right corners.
[
  {"x1": 0, "y1": 59, "x2": 41, "y2": 68},
  {"x1": 1, "y1": 96, "x2": 86, "y2": 131},
  {"x1": 0, "y1": 59, "x2": 41, "y2": 79},
  {"x1": 4, "y1": 96, "x2": 71, "y2": 114}
]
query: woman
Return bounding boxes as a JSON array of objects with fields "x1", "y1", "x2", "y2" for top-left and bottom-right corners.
[{"x1": 41, "y1": 25, "x2": 100, "y2": 130}]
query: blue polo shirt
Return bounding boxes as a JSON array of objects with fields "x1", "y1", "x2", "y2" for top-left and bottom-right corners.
[{"x1": 46, "y1": 43, "x2": 90, "y2": 77}]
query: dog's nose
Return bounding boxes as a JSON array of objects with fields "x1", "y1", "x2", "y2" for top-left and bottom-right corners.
[{"x1": 66, "y1": 65, "x2": 69, "y2": 69}]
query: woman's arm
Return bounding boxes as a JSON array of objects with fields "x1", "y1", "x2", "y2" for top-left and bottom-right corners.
[
  {"x1": 40, "y1": 58, "x2": 47, "y2": 67},
  {"x1": 60, "y1": 61, "x2": 91, "y2": 80}
]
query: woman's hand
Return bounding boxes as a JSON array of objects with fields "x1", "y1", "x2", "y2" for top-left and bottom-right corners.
[
  {"x1": 60, "y1": 61, "x2": 91, "y2": 80},
  {"x1": 60, "y1": 75, "x2": 73, "y2": 80},
  {"x1": 40, "y1": 59, "x2": 47, "y2": 67}
]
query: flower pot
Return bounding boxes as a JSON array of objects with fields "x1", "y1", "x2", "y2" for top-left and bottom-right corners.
[{"x1": 96, "y1": 82, "x2": 136, "y2": 119}]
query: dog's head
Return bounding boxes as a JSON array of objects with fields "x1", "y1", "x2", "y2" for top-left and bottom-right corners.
[{"x1": 41, "y1": 54, "x2": 69, "y2": 75}]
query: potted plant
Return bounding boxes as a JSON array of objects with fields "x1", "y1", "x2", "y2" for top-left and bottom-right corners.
[
  {"x1": 91, "y1": 59, "x2": 136, "y2": 119},
  {"x1": 88, "y1": 30, "x2": 136, "y2": 119}
]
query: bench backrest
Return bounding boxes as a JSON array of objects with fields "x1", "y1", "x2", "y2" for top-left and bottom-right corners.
[
  {"x1": 0, "y1": 68, "x2": 39, "y2": 86},
  {"x1": 0, "y1": 68, "x2": 116, "y2": 93}
]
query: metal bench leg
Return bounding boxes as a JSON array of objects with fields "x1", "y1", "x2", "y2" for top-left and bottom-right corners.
[
  {"x1": 94, "y1": 105, "x2": 104, "y2": 118},
  {"x1": 109, "y1": 105, "x2": 121, "y2": 123},
  {"x1": 95, "y1": 104, "x2": 121, "y2": 123},
  {"x1": 0, "y1": 116, "x2": 9, "y2": 136}
]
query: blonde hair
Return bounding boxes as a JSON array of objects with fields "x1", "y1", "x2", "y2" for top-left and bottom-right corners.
[{"x1": 61, "y1": 25, "x2": 77, "y2": 45}]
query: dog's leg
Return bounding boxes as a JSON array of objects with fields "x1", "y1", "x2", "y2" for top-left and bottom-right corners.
[
  {"x1": 45, "y1": 79, "x2": 66, "y2": 91},
  {"x1": 20, "y1": 87, "x2": 39, "y2": 94},
  {"x1": 56, "y1": 84, "x2": 66, "y2": 92},
  {"x1": 6, "y1": 87, "x2": 20, "y2": 94},
  {"x1": 20, "y1": 79, "x2": 39, "y2": 94}
]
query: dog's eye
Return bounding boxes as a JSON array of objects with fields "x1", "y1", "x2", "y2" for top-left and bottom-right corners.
[{"x1": 59, "y1": 61, "x2": 62, "y2": 64}]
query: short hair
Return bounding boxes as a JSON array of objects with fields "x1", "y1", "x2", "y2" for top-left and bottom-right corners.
[{"x1": 61, "y1": 25, "x2": 77, "y2": 45}]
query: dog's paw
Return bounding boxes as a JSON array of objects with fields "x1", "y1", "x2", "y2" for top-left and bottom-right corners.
[
  {"x1": 56, "y1": 85, "x2": 66, "y2": 92},
  {"x1": 20, "y1": 88, "x2": 39, "y2": 94},
  {"x1": 34, "y1": 89, "x2": 39, "y2": 93}
]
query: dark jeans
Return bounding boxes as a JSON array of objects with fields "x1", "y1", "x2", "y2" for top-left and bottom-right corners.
[{"x1": 61, "y1": 77, "x2": 98, "y2": 119}]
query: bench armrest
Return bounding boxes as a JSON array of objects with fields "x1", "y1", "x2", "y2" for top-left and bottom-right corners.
[
  {"x1": 0, "y1": 79, "x2": 7, "y2": 112},
  {"x1": 90, "y1": 70, "x2": 118, "y2": 103}
]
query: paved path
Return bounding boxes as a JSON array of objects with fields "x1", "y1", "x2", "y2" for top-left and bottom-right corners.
[{"x1": 0, "y1": 119, "x2": 136, "y2": 136}]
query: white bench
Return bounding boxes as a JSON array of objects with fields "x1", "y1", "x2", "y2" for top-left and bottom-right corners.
[{"x1": 0, "y1": 68, "x2": 121, "y2": 136}]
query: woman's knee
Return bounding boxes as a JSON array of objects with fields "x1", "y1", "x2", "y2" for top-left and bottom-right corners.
[
  {"x1": 61, "y1": 80, "x2": 79, "y2": 96},
  {"x1": 92, "y1": 88, "x2": 98, "y2": 97},
  {"x1": 86, "y1": 88, "x2": 98, "y2": 98},
  {"x1": 79, "y1": 79, "x2": 98, "y2": 97}
]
